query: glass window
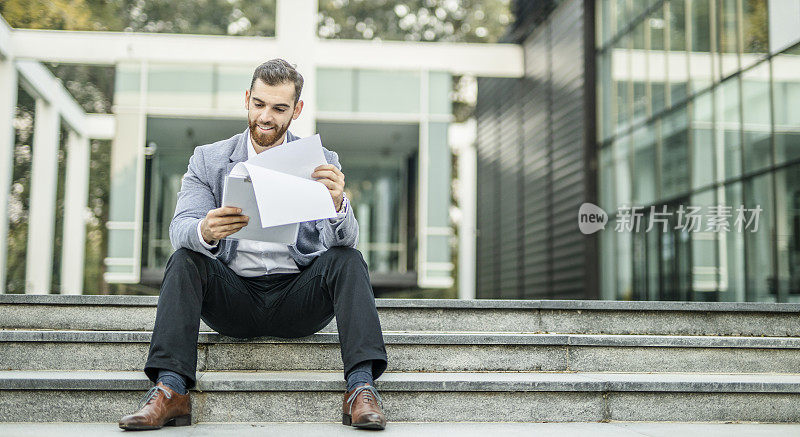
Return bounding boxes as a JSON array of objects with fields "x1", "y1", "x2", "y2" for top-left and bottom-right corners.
[
  {"x1": 599, "y1": 145, "x2": 616, "y2": 212},
  {"x1": 656, "y1": 199, "x2": 693, "y2": 301},
  {"x1": 348, "y1": 166, "x2": 404, "y2": 272},
  {"x1": 649, "y1": 4, "x2": 667, "y2": 115},
  {"x1": 631, "y1": 0, "x2": 649, "y2": 20},
  {"x1": 598, "y1": 50, "x2": 615, "y2": 142},
  {"x1": 615, "y1": 34, "x2": 632, "y2": 134},
  {"x1": 744, "y1": 173, "x2": 775, "y2": 301},
  {"x1": 632, "y1": 20, "x2": 648, "y2": 122},
  {"x1": 611, "y1": 133, "x2": 634, "y2": 299},
  {"x1": 689, "y1": 0, "x2": 714, "y2": 92},
  {"x1": 216, "y1": 66, "x2": 258, "y2": 111},
  {"x1": 600, "y1": 224, "x2": 618, "y2": 299},
  {"x1": 772, "y1": 44, "x2": 800, "y2": 165},
  {"x1": 632, "y1": 212, "x2": 649, "y2": 299},
  {"x1": 317, "y1": 68, "x2": 355, "y2": 112},
  {"x1": 691, "y1": 90, "x2": 715, "y2": 189},
  {"x1": 614, "y1": 134, "x2": 633, "y2": 208},
  {"x1": 741, "y1": 0, "x2": 769, "y2": 69},
  {"x1": 741, "y1": 61, "x2": 772, "y2": 173},
  {"x1": 632, "y1": 123, "x2": 657, "y2": 205},
  {"x1": 720, "y1": 182, "x2": 745, "y2": 301},
  {"x1": 597, "y1": 0, "x2": 615, "y2": 47},
  {"x1": 775, "y1": 164, "x2": 800, "y2": 302},
  {"x1": 668, "y1": 0, "x2": 688, "y2": 105},
  {"x1": 715, "y1": 77, "x2": 742, "y2": 181},
  {"x1": 616, "y1": 0, "x2": 631, "y2": 39},
  {"x1": 633, "y1": 80, "x2": 648, "y2": 123},
  {"x1": 114, "y1": 63, "x2": 142, "y2": 107},
  {"x1": 357, "y1": 70, "x2": 420, "y2": 113},
  {"x1": 718, "y1": 0, "x2": 741, "y2": 78},
  {"x1": 691, "y1": 189, "x2": 718, "y2": 295},
  {"x1": 318, "y1": 120, "x2": 416, "y2": 274},
  {"x1": 669, "y1": 0, "x2": 687, "y2": 51},
  {"x1": 428, "y1": 72, "x2": 451, "y2": 115},
  {"x1": 650, "y1": 5, "x2": 666, "y2": 50},
  {"x1": 617, "y1": 229, "x2": 634, "y2": 300},
  {"x1": 146, "y1": 64, "x2": 214, "y2": 109},
  {"x1": 661, "y1": 107, "x2": 690, "y2": 198},
  {"x1": 635, "y1": 206, "x2": 655, "y2": 300}
]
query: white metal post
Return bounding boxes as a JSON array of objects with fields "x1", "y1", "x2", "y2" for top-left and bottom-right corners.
[
  {"x1": 60, "y1": 130, "x2": 89, "y2": 294},
  {"x1": 0, "y1": 58, "x2": 17, "y2": 293},
  {"x1": 457, "y1": 139, "x2": 477, "y2": 300},
  {"x1": 276, "y1": 0, "x2": 317, "y2": 137},
  {"x1": 25, "y1": 98, "x2": 60, "y2": 294}
]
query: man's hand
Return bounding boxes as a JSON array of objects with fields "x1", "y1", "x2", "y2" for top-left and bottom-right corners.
[
  {"x1": 200, "y1": 206, "x2": 249, "y2": 244},
  {"x1": 312, "y1": 164, "x2": 345, "y2": 211}
]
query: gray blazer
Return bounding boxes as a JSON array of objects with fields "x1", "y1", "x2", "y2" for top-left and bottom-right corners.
[{"x1": 169, "y1": 128, "x2": 359, "y2": 267}]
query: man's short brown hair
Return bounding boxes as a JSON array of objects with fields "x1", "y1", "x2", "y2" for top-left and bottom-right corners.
[{"x1": 250, "y1": 59, "x2": 304, "y2": 105}]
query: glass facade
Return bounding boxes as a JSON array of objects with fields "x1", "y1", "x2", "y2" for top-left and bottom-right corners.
[
  {"x1": 109, "y1": 63, "x2": 454, "y2": 289},
  {"x1": 596, "y1": 0, "x2": 800, "y2": 302}
]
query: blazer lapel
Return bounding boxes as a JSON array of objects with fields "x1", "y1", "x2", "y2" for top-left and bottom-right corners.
[{"x1": 226, "y1": 129, "x2": 250, "y2": 175}]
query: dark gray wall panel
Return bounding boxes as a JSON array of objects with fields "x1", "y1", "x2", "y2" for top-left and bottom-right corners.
[{"x1": 475, "y1": 0, "x2": 595, "y2": 299}]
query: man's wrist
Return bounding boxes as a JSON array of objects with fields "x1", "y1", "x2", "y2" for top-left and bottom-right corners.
[
  {"x1": 197, "y1": 220, "x2": 219, "y2": 249},
  {"x1": 330, "y1": 196, "x2": 348, "y2": 223}
]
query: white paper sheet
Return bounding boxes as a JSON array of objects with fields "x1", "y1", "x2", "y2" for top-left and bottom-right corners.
[
  {"x1": 229, "y1": 161, "x2": 337, "y2": 228},
  {"x1": 221, "y1": 176, "x2": 299, "y2": 243},
  {"x1": 222, "y1": 134, "x2": 338, "y2": 241},
  {"x1": 245, "y1": 133, "x2": 329, "y2": 179}
]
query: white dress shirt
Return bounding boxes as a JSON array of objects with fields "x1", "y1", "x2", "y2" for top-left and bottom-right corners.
[{"x1": 196, "y1": 131, "x2": 349, "y2": 277}]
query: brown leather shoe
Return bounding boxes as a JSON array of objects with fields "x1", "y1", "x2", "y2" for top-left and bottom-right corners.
[
  {"x1": 342, "y1": 384, "x2": 386, "y2": 430},
  {"x1": 119, "y1": 382, "x2": 191, "y2": 430}
]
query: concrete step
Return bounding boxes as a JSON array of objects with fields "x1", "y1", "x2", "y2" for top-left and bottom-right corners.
[
  {"x1": 2, "y1": 295, "x2": 800, "y2": 336},
  {"x1": 3, "y1": 330, "x2": 800, "y2": 374},
  {"x1": 4, "y1": 422, "x2": 800, "y2": 436},
  {"x1": 1, "y1": 370, "x2": 800, "y2": 423}
]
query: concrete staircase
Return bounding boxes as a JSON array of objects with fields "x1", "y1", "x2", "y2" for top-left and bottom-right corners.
[{"x1": 1, "y1": 294, "x2": 799, "y2": 423}]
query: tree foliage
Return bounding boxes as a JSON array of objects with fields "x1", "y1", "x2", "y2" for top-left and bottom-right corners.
[
  {"x1": 0, "y1": 0, "x2": 277, "y2": 35},
  {"x1": 318, "y1": 0, "x2": 511, "y2": 43}
]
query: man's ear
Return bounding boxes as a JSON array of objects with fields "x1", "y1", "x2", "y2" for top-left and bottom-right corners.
[
  {"x1": 244, "y1": 90, "x2": 250, "y2": 110},
  {"x1": 292, "y1": 100, "x2": 304, "y2": 120}
]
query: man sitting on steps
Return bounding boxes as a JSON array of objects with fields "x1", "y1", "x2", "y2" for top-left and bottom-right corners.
[{"x1": 118, "y1": 58, "x2": 389, "y2": 431}]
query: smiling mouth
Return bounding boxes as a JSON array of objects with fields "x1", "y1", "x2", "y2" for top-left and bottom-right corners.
[{"x1": 258, "y1": 125, "x2": 274, "y2": 131}]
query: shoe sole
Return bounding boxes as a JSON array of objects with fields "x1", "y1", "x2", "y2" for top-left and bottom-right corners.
[
  {"x1": 119, "y1": 414, "x2": 191, "y2": 430},
  {"x1": 342, "y1": 413, "x2": 386, "y2": 430}
]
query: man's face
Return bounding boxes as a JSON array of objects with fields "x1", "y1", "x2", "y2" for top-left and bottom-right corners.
[{"x1": 245, "y1": 79, "x2": 303, "y2": 149}]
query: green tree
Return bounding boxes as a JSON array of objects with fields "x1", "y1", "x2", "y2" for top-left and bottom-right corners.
[
  {"x1": 5, "y1": 86, "x2": 34, "y2": 292},
  {"x1": 0, "y1": 0, "x2": 94, "y2": 30},
  {"x1": 318, "y1": 0, "x2": 511, "y2": 43}
]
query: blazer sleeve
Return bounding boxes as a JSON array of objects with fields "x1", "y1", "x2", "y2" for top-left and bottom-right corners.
[
  {"x1": 169, "y1": 146, "x2": 221, "y2": 258},
  {"x1": 316, "y1": 150, "x2": 359, "y2": 249}
]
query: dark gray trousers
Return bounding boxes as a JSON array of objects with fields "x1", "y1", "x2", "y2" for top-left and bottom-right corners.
[{"x1": 144, "y1": 246, "x2": 388, "y2": 388}]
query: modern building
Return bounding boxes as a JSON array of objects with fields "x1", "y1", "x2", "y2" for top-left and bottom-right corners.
[
  {"x1": 475, "y1": 0, "x2": 598, "y2": 300},
  {"x1": 475, "y1": 0, "x2": 800, "y2": 302},
  {"x1": 0, "y1": 0, "x2": 522, "y2": 295}
]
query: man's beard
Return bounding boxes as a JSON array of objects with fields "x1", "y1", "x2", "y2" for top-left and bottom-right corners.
[{"x1": 248, "y1": 118, "x2": 291, "y2": 149}]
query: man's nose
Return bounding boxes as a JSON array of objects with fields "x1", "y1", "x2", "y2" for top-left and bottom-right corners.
[{"x1": 258, "y1": 110, "x2": 273, "y2": 125}]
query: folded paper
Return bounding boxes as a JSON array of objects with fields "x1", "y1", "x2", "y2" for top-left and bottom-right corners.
[{"x1": 221, "y1": 134, "x2": 337, "y2": 242}]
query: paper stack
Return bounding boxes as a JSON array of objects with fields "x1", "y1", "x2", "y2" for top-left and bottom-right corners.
[{"x1": 221, "y1": 134, "x2": 338, "y2": 243}]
